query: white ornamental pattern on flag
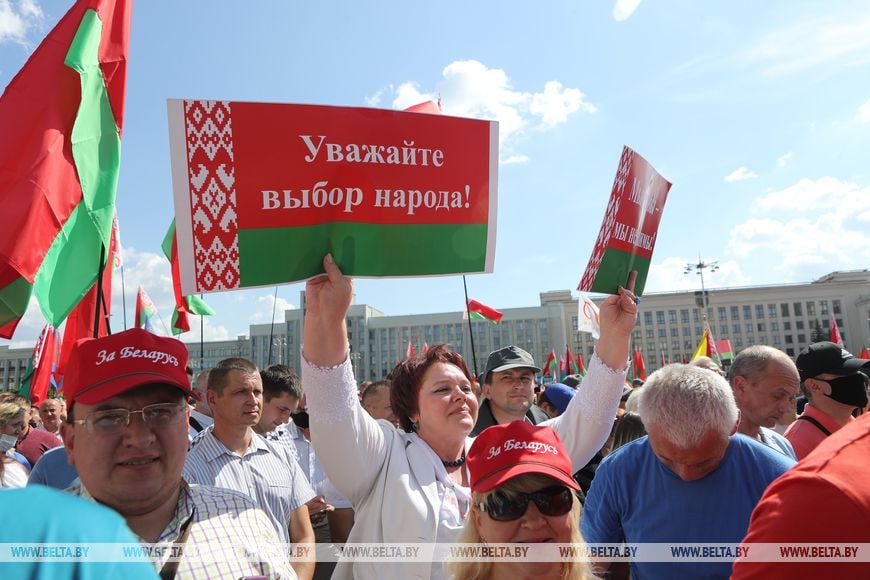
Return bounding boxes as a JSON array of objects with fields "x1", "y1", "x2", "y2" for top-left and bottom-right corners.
[{"x1": 184, "y1": 99, "x2": 240, "y2": 291}]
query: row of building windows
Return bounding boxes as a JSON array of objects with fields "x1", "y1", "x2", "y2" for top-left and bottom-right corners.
[{"x1": 638, "y1": 300, "x2": 843, "y2": 327}]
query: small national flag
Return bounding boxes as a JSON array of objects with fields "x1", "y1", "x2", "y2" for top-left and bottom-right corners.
[
  {"x1": 467, "y1": 299, "x2": 503, "y2": 324},
  {"x1": 542, "y1": 350, "x2": 557, "y2": 378},
  {"x1": 18, "y1": 325, "x2": 59, "y2": 406},
  {"x1": 633, "y1": 347, "x2": 647, "y2": 381},
  {"x1": 715, "y1": 339, "x2": 734, "y2": 363},
  {"x1": 163, "y1": 220, "x2": 214, "y2": 335},
  {"x1": 135, "y1": 286, "x2": 158, "y2": 333},
  {"x1": 404, "y1": 100, "x2": 442, "y2": 114},
  {"x1": 406, "y1": 340, "x2": 415, "y2": 359},
  {"x1": 660, "y1": 351, "x2": 666, "y2": 368},
  {"x1": 577, "y1": 292, "x2": 601, "y2": 339},
  {"x1": 576, "y1": 351, "x2": 586, "y2": 376},
  {"x1": 565, "y1": 345, "x2": 579, "y2": 375},
  {"x1": 830, "y1": 317, "x2": 844, "y2": 348},
  {"x1": 858, "y1": 346, "x2": 869, "y2": 360},
  {"x1": 422, "y1": 342, "x2": 430, "y2": 354},
  {"x1": 682, "y1": 353, "x2": 688, "y2": 364}
]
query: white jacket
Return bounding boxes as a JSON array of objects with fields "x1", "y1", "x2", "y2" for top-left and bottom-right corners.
[{"x1": 304, "y1": 353, "x2": 624, "y2": 580}]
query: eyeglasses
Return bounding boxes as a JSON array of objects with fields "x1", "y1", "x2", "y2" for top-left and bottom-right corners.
[
  {"x1": 479, "y1": 485, "x2": 574, "y2": 522},
  {"x1": 73, "y1": 402, "x2": 186, "y2": 434}
]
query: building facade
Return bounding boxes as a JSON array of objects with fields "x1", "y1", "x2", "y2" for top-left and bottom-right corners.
[{"x1": 2, "y1": 270, "x2": 868, "y2": 391}]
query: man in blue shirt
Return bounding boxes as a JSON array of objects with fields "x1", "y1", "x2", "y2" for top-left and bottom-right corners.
[{"x1": 582, "y1": 363, "x2": 795, "y2": 580}]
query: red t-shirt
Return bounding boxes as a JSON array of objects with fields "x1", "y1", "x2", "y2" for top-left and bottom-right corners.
[
  {"x1": 732, "y1": 413, "x2": 870, "y2": 580},
  {"x1": 16, "y1": 426, "x2": 61, "y2": 467}
]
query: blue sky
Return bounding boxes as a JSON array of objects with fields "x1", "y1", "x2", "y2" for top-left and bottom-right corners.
[{"x1": 2, "y1": 0, "x2": 869, "y2": 348}]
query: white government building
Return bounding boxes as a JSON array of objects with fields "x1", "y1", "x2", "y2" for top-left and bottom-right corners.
[{"x1": 2, "y1": 269, "x2": 868, "y2": 390}]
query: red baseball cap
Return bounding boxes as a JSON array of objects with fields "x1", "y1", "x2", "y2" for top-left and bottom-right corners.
[
  {"x1": 64, "y1": 328, "x2": 195, "y2": 406},
  {"x1": 468, "y1": 421, "x2": 580, "y2": 493}
]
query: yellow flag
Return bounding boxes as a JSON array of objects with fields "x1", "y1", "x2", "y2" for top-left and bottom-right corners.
[{"x1": 691, "y1": 329, "x2": 709, "y2": 361}]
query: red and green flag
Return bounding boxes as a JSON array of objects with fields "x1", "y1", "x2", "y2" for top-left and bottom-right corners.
[
  {"x1": 578, "y1": 146, "x2": 671, "y2": 297},
  {"x1": 564, "y1": 345, "x2": 579, "y2": 376},
  {"x1": 467, "y1": 299, "x2": 503, "y2": 324},
  {"x1": 633, "y1": 347, "x2": 647, "y2": 381},
  {"x1": 0, "y1": 0, "x2": 131, "y2": 337},
  {"x1": 715, "y1": 339, "x2": 734, "y2": 363},
  {"x1": 542, "y1": 350, "x2": 557, "y2": 379},
  {"x1": 162, "y1": 220, "x2": 214, "y2": 335},
  {"x1": 135, "y1": 286, "x2": 158, "y2": 333},
  {"x1": 576, "y1": 351, "x2": 586, "y2": 376},
  {"x1": 18, "y1": 325, "x2": 60, "y2": 406}
]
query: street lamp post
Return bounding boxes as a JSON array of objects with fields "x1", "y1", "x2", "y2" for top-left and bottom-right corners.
[{"x1": 684, "y1": 256, "x2": 719, "y2": 323}]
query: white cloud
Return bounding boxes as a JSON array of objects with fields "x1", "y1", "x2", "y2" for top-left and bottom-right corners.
[
  {"x1": 249, "y1": 293, "x2": 296, "y2": 324},
  {"x1": 529, "y1": 80, "x2": 595, "y2": 128},
  {"x1": 753, "y1": 176, "x2": 864, "y2": 213},
  {"x1": 724, "y1": 166, "x2": 758, "y2": 182},
  {"x1": 0, "y1": 0, "x2": 42, "y2": 44},
  {"x1": 776, "y1": 152, "x2": 793, "y2": 168},
  {"x1": 727, "y1": 177, "x2": 870, "y2": 280},
  {"x1": 501, "y1": 154, "x2": 530, "y2": 165},
  {"x1": 858, "y1": 99, "x2": 870, "y2": 122},
  {"x1": 738, "y1": 13, "x2": 870, "y2": 76},
  {"x1": 613, "y1": 0, "x2": 643, "y2": 22},
  {"x1": 645, "y1": 256, "x2": 750, "y2": 293},
  {"x1": 385, "y1": 60, "x2": 595, "y2": 163}
]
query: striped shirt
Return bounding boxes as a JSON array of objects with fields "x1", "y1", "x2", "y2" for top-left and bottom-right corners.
[
  {"x1": 69, "y1": 480, "x2": 296, "y2": 579},
  {"x1": 183, "y1": 426, "x2": 315, "y2": 544}
]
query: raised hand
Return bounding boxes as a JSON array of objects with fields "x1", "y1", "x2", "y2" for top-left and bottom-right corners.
[
  {"x1": 595, "y1": 274, "x2": 639, "y2": 371},
  {"x1": 303, "y1": 254, "x2": 353, "y2": 366}
]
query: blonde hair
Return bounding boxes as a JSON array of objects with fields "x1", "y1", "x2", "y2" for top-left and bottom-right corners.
[
  {"x1": 0, "y1": 402, "x2": 25, "y2": 428},
  {"x1": 449, "y1": 473, "x2": 599, "y2": 580}
]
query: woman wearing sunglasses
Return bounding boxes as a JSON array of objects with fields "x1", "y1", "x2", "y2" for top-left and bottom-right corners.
[
  {"x1": 452, "y1": 420, "x2": 598, "y2": 580},
  {"x1": 302, "y1": 255, "x2": 636, "y2": 579}
]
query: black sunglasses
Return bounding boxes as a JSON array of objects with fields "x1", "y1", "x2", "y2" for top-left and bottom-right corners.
[{"x1": 480, "y1": 485, "x2": 574, "y2": 522}]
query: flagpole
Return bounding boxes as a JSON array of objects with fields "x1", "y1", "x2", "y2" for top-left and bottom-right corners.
[
  {"x1": 462, "y1": 275, "x2": 479, "y2": 378},
  {"x1": 199, "y1": 293, "x2": 204, "y2": 371},
  {"x1": 93, "y1": 245, "x2": 107, "y2": 338},
  {"x1": 120, "y1": 265, "x2": 128, "y2": 330},
  {"x1": 267, "y1": 286, "x2": 278, "y2": 366}
]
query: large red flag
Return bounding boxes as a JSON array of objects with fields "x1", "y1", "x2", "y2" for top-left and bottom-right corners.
[{"x1": 0, "y1": 0, "x2": 131, "y2": 337}]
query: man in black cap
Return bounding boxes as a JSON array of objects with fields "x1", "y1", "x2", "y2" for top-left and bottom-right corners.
[
  {"x1": 783, "y1": 341, "x2": 870, "y2": 459},
  {"x1": 471, "y1": 345, "x2": 549, "y2": 436}
]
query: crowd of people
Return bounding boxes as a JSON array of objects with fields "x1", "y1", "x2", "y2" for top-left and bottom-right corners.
[{"x1": 0, "y1": 254, "x2": 868, "y2": 579}]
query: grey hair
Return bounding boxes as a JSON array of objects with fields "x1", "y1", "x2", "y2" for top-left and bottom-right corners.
[
  {"x1": 729, "y1": 345, "x2": 791, "y2": 384},
  {"x1": 638, "y1": 364, "x2": 738, "y2": 448}
]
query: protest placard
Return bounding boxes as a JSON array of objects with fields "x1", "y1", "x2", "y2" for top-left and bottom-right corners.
[
  {"x1": 167, "y1": 100, "x2": 498, "y2": 294},
  {"x1": 578, "y1": 146, "x2": 671, "y2": 296}
]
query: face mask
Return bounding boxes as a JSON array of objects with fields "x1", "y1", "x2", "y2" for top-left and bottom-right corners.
[
  {"x1": 824, "y1": 374, "x2": 869, "y2": 408},
  {"x1": 0, "y1": 434, "x2": 17, "y2": 454}
]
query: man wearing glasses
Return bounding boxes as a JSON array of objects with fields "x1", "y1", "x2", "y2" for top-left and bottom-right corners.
[{"x1": 62, "y1": 328, "x2": 296, "y2": 579}]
